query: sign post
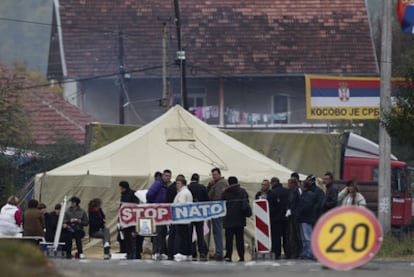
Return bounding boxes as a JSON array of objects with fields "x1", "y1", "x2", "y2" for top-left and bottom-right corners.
[
  {"x1": 311, "y1": 206, "x2": 383, "y2": 270},
  {"x1": 253, "y1": 199, "x2": 272, "y2": 253}
]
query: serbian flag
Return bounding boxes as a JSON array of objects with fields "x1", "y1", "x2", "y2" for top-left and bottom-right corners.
[{"x1": 397, "y1": 0, "x2": 414, "y2": 33}]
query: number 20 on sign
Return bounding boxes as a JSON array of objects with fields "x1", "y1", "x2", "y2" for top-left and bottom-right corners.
[{"x1": 311, "y1": 206, "x2": 383, "y2": 271}]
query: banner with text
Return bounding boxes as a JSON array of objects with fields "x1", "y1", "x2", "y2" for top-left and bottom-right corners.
[
  {"x1": 119, "y1": 201, "x2": 226, "y2": 228},
  {"x1": 306, "y1": 75, "x2": 383, "y2": 120}
]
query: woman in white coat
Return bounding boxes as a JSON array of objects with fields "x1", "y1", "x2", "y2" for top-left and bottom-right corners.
[{"x1": 338, "y1": 181, "x2": 367, "y2": 207}]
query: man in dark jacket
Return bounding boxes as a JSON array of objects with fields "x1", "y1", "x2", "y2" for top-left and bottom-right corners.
[
  {"x1": 188, "y1": 173, "x2": 209, "y2": 261},
  {"x1": 267, "y1": 178, "x2": 290, "y2": 259},
  {"x1": 306, "y1": 174, "x2": 325, "y2": 221},
  {"x1": 222, "y1": 176, "x2": 250, "y2": 262},
  {"x1": 45, "y1": 204, "x2": 61, "y2": 242},
  {"x1": 323, "y1": 171, "x2": 338, "y2": 212},
  {"x1": 146, "y1": 169, "x2": 171, "y2": 260},
  {"x1": 286, "y1": 178, "x2": 302, "y2": 259},
  {"x1": 255, "y1": 179, "x2": 270, "y2": 200},
  {"x1": 119, "y1": 181, "x2": 142, "y2": 259},
  {"x1": 296, "y1": 181, "x2": 317, "y2": 260}
]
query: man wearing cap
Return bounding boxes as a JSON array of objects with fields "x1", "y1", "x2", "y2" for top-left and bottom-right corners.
[
  {"x1": 188, "y1": 173, "x2": 209, "y2": 261},
  {"x1": 63, "y1": 196, "x2": 88, "y2": 259},
  {"x1": 119, "y1": 180, "x2": 142, "y2": 260},
  {"x1": 306, "y1": 174, "x2": 325, "y2": 220},
  {"x1": 296, "y1": 180, "x2": 317, "y2": 260}
]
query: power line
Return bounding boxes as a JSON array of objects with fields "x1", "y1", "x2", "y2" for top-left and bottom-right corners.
[
  {"x1": 0, "y1": 16, "x2": 114, "y2": 34},
  {"x1": 15, "y1": 65, "x2": 166, "y2": 91}
]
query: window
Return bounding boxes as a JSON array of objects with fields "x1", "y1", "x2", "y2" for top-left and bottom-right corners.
[
  {"x1": 173, "y1": 88, "x2": 206, "y2": 108},
  {"x1": 272, "y1": 95, "x2": 289, "y2": 123}
]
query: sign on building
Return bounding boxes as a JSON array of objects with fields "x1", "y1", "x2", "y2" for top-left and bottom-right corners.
[{"x1": 306, "y1": 75, "x2": 382, "y2": 120}]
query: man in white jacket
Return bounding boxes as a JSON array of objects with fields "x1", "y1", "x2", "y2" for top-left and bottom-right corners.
[{"x1": 173, "y1": 177, "x2": 193, "y2": 261}]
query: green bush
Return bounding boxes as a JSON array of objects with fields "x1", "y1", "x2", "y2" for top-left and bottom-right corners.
[
  {"x1": 0, "y1": 240, "x2": 61, "y2": 277},
  {"x1": 376, "y1": 234, "x2": 414, "y2": 258}
]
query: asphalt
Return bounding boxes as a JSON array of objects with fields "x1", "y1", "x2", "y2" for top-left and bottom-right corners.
[{"x1": 53, "y1": 258, "x2": 414, "y2": 277}]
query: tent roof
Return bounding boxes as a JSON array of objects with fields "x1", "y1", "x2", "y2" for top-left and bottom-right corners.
[{"x1": 46, "y1": 105, "x2": 293, "y2": 182}]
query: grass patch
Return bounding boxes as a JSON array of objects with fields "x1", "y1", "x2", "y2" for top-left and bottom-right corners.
[
  {"x1": 376, "y1": 233, "x2": 414, "y2": 259},
  {"x1": 0, "y1": 240, "x2": 61, "y2": 277}
]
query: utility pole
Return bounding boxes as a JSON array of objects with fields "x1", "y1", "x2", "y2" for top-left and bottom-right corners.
[
  {"x1": 378, "y1": 0, "x2": 392, "y2": 234},
  {"x1": 118, "y1": 30, "x2": 126, "y2": 124},
  {"x1": 174, "y1": 0, "x2": 189, "y2": 110},
  {"x1": 162, "y1": 22, "x2": 169, "y2": 112}
]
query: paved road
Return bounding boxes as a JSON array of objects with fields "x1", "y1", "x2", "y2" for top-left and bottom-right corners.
[{"x1": 54, "y1": 259, "x2": 414, "y2": 277}]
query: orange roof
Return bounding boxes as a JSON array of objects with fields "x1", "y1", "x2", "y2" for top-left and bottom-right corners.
[{"x1": 1, "y1": 65, "x2": 95, "y2": 145}]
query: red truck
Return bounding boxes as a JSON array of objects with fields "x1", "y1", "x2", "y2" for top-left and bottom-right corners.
[{"x1": 341, "y1": 132, "x2": 413, "y2": 228}]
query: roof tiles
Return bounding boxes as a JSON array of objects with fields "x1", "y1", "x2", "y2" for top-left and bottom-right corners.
[
  {"x1": 48, "y1": 0, "x2": 378, "y2": 79},
  {"x1": 1, "y1": 65, "x2": 95, "y2": 145}
]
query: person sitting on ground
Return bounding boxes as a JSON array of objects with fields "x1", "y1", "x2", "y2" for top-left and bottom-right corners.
[
  {"x1": 88, "y1": 198, "x2": 111, "y2": 260},
  {"x1": 23, "y1": 199, "x2": 45, "y2": 237},
  {"x1": 63, "y1": 196, "x2": 88, "y2": 259},
  {"x1": 0, "y1": 196, "x2": 22, "y2": 237},
  {"x1": 338, "y1": 180, "x2": 367, "y2": 207}
]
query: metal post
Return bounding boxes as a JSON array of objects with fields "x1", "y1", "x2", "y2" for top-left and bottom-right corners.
[
  {"x1": 162, "y1": 22, "x2": 168, "y2": 112},
  {"x1": 378, "y1": 0, "x2": 392, "y2": 234},
  {"x1": 118, "y1": 30, "x2": 126, "y2": 124},
  {"x1": 219, "y1": 79, "x2": 225, "y2": 126},
  {"x1": 174, "y1": 0, "x2": 189, "y2": 110}
]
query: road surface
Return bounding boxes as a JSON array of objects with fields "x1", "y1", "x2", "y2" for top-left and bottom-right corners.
[{"x1": 54, "y1": 259, "x2": 414, "y2": 277}]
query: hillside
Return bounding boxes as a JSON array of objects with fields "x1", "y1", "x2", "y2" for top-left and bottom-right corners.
[{"x1": 0, "y1": 0, "x2": 52, "y2": 74}]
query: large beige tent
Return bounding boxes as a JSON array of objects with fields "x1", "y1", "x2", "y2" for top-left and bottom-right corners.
[{"x1": 35, "y1": 105, "x2": 295, "y2": 251}]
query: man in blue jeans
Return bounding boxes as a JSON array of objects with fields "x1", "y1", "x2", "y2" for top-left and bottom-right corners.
[
  {"x1": 146, "y1": 169, "x2": 172, "y2": 260},
  {"x1": 207, "y1": 168, "x2": 228, "y2": 261},
  {"x1": 295, "y1": 180, "x2": 317, "y2": 259}
]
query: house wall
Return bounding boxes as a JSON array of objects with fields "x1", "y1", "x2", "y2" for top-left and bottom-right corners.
[{"x1": 77, "y1": 77, "x2": 309, "y2": 126}]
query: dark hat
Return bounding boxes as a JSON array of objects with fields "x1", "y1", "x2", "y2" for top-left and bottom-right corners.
[
  {"x1": 270, "y1": 177, "x2": 280, "y2": 183},
  {"x1": 291, "y1": 172, "x2": 300, "y2": 181},
  {"x1": 119, "y1": 181, "x2": 130, "y2": 189},
  {"x1": 191, "y1": 173, "x2": 200, "y2": 182},
  {"x1": 306, "y1": 174, "x2": 316, "y2": 185},
  {"x1": 228, "y1": 176, "x2": 238, "y2": 185},
  {"x1": 69, "y1": 196, "x2": 80, "y2": 204}
]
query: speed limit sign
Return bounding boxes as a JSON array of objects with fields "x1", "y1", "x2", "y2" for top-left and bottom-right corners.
[{"x1": 311, "y1": 206, "x2": 383, "y2": 270}]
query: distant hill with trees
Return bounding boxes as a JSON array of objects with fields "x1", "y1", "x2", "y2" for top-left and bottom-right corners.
[{"x1": 0, "y1": 0, "x2": 52, "y2": 74}]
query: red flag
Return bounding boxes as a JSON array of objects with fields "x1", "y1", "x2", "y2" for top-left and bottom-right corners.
[{"x1": 397, "y1": 0, "x2": 414, "y2": 33}]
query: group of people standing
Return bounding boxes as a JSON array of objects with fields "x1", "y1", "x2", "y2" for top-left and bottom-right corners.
[
  {"x1": 118, "y1": 167, "x2": 251, "y2": 262},
  {"x1": 255, "y1": 172, "x2": 366, "y2": 260},
  {"x1": 0, "y1": 169, "x2": 367, "y2": 262}
]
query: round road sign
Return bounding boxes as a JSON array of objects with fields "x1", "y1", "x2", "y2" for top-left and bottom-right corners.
[{"x1": 311, "y1": 206, "x2": 383, "y2": 270}]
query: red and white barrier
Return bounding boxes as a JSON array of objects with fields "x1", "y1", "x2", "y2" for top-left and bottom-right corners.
[{"x1": 253, "y1": 199, "x2": 272, "y2": 253}]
